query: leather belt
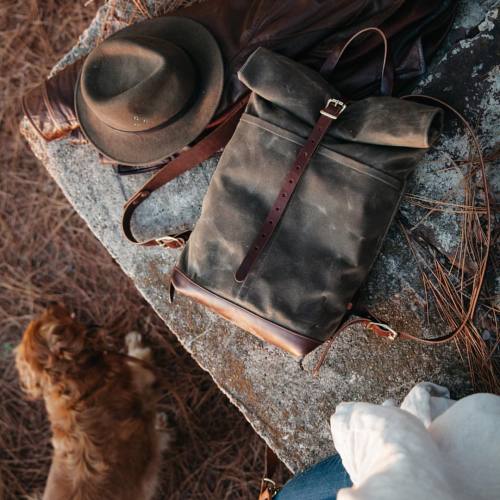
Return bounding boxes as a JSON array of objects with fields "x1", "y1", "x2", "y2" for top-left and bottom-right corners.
[{"x1": 235, "y1": 98, "x2": 347, "y2": 282}]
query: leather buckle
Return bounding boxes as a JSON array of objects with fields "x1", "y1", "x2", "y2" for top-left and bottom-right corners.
[
  {"x1": 320, "y1": 98, "x2": 346, "y2": 119},
  {"x1": 261, "y1": 478, "x2": 279, "y2": 498},
  {"x1": 368, "y1": 322, "x2": 399, "y2": 340}
]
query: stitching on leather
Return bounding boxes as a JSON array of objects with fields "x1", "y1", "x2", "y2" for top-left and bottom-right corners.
[{"x1": 173, "y1": 268, "x2": 321, "y2": 346}]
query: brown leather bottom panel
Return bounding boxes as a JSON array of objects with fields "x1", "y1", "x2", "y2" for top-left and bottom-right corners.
[{"x1": 170, "y1": 267, "x2": 322, "y2": 358}]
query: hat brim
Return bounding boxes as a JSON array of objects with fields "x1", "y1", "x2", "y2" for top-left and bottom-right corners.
[{"x1": 75, "y1": 17, "x2": 224, "y2": 166}]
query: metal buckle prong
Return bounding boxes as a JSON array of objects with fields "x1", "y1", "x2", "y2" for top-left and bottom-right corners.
[
  {"x1": 368, "y1": 322, "x2": 399, "y2": 340},
  {"x1": 320, "y1": 98, "x2": 346, "y2": 119}
]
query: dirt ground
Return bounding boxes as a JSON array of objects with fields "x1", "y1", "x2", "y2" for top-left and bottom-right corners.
[{"x1": 0, "y1": 1, "x2": 278, "y2": 498}]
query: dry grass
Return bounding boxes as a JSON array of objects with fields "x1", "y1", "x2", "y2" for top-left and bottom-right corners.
[{"x1": 0, "y1": 1, "x2": 269, "y2": 498}]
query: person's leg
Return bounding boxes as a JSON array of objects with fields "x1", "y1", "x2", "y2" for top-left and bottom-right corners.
[{"x1": 275, "y1": 454, "x2": 351, "y2": 500}]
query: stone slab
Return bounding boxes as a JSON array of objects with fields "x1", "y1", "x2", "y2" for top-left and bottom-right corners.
[{"x1": 21, "y1": 0, "x2": 499, "y2": 472}]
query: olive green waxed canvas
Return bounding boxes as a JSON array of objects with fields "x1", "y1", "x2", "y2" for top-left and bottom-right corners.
[{"x1": 173, "y1": 47, "x2": 442, "y2": 357}]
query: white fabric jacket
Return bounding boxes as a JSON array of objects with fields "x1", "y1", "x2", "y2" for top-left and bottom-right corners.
[{"x1": 331, "y1": 382, "x2": 500, "y2": 500}]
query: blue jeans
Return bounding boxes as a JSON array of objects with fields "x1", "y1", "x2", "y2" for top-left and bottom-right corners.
[{"x1": 275, "y1": 454, "x2": 352, "y2": 500}]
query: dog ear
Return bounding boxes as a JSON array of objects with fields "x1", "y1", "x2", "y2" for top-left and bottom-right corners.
[
  {"x1": 15, "y1": 344, "x2": 45, "y2": 400},
  {"x1": 16, "y1": 311, "x2": 58, "y2": 398},
  {"x1": 46, "y1": 329, "x2": 85, "y2": 361},
  {"x1": 41, "y1": 306, "x2": 86, "y2": 363},
  {"x1": 15, "y1": 306, "x2": 86, "y2": 398}
]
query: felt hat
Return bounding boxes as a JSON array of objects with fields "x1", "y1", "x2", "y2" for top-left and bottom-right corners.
[{"x1": 75, "y1": 17, "x2": 224, "y2": 166}]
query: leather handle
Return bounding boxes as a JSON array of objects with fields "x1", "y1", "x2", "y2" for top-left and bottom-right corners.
[
  {"x1": 321, "y1": 27, "x2": 393, "y2": 96},
  {"x1": 121, "y1": 95, "x2": 249, "y2": 248},
  {"x1": 235, "y1": 98, "x2": 347, "y2": 282}
]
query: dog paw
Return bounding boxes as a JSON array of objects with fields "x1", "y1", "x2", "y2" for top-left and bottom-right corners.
[
  {"x1": 125, "y1": 332, "x2": 151, "y2": 361},
  {"x1": 125, "y1": 331, "x2": 142, "y2": 348},
  {"x1": 156, "y1": 412, "x2": 174, "y2": 451},
  {"x1": 155, "y1": 412, "x2": 169, "y2": 430}
]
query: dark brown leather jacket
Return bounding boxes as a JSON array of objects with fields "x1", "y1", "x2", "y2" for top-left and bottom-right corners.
[{"x1": 24, "y1": 0, "x2": 456, "y2": 144}]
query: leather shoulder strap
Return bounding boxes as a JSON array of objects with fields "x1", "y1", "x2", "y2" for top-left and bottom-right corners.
[{"x1": 121, "y1": 95, "x2": 249, "y2": 248}]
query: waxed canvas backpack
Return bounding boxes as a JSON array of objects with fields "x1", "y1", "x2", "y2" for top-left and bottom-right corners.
[{"x1": 170, "y1": 41, "x2": 443, "y2": 357}]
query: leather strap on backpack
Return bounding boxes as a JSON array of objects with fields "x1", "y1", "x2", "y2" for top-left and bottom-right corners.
[
  {"x1": 235, "y1": 97, "x2": 347, "y2": 282},
  {"x1": 236, "y1": 28, "x2": 393, "y2": 281},
  {"x1": 313, "y1": 95, "x2": 491, "y2": 376},
  {"x1": 121, "y1": 28, "x2": 391, "y2": 250},
  {"x1": 121, "y1": 95, "x2": 249, "y2": 248}
]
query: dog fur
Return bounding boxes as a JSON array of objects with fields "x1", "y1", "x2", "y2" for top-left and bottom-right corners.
[{"x1": 15, "y1": 306, "x2": 168, "y2": 500}]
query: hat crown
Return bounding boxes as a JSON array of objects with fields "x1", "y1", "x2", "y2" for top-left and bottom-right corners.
[{"x1": 81, "y1": 36, "x2": 196, "y2": 132}]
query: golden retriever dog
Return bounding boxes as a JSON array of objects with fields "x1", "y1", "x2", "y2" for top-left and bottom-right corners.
[{"x1": 15, "y1": 306, "x2": 169, "y2": 500}]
